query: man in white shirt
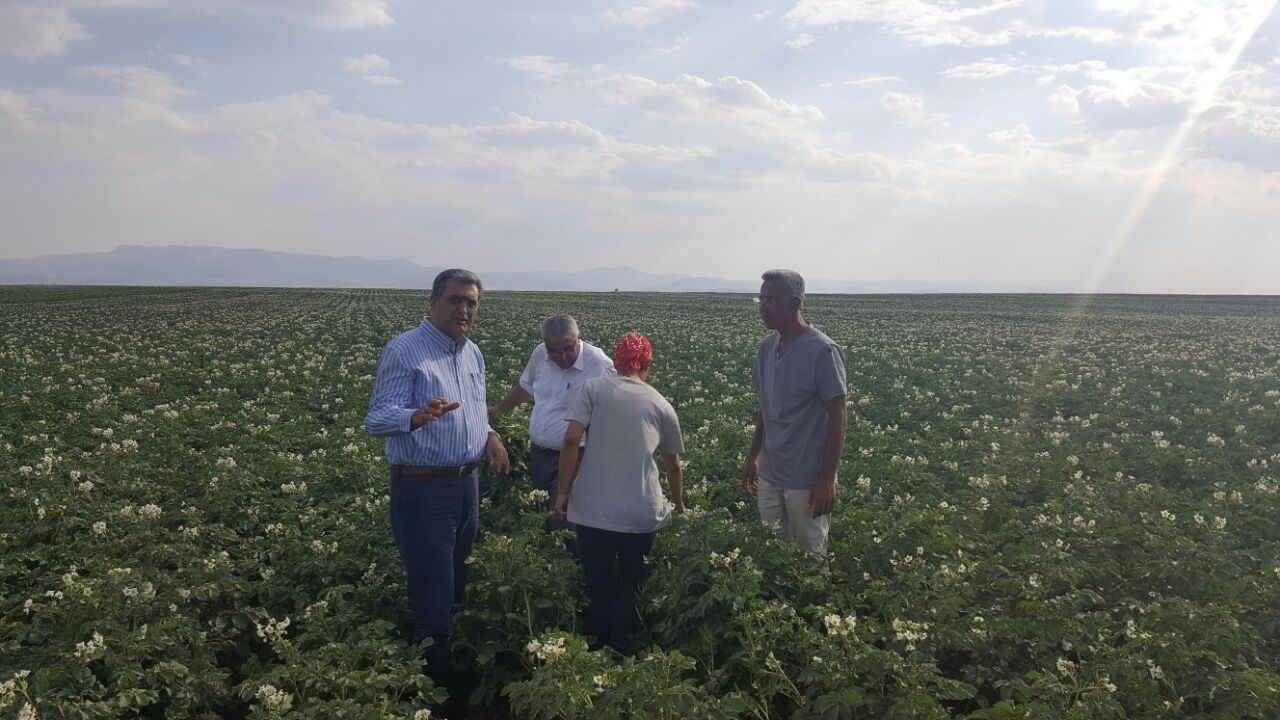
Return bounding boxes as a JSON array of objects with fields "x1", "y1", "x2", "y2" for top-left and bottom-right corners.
[{"x1": 489, "y1": 314, "x2": 615, "y2": 513}]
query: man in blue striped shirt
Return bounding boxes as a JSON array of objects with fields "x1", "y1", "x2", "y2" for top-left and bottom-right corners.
[{"x1": 365, "y1": 268, "x2": 510, "y2": 684}]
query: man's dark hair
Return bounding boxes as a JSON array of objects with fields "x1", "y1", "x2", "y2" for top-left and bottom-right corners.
[{"x1": 431, "y1": 268, "x2": 484, "y2": 299}]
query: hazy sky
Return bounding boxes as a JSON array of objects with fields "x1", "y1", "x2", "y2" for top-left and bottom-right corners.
[{"x1": 1, "y1": 1, "x2": 1278, "y2": 292}]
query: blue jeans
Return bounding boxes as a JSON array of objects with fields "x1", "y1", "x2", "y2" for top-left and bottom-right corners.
[{"x1": 389, "y1": 468, "x2": 479, "y2": 680}]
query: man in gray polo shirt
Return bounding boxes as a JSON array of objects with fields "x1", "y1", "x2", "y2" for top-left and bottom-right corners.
[{"x1": 741, "y1": 269, "x2": 847, "y2": 554}]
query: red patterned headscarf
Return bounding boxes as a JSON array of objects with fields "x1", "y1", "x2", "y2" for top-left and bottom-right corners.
[{"x1": 613, "y1": 332, "x2": 653, "y2": 374}]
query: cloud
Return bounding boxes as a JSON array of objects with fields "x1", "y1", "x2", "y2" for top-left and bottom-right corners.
[
  {"x1": 783, "y1": 0, "x2": 1134, "y2": 48},
  {"x1": 169, "y1": 53, "x2": 208, "y2": 68},
  {"x1": 0, "y1": 3, "x2": 88, "y2": 59},
  {"x1": 504, "y1": 55, "x2": 573, "y2": 80},
  {"x1": 75, "y1": 65, "x2": 190, "y2": 104},
  {"x1": 1197, "y1": 94, "x2": 1280, "y2": 171},
  {"x1": 599, "y1": 73, "x2": 824, "y2": 123},
  {"x1": 787, "y1": 33, "x2": 817, "y2": 49},
  {"x1": 1075, "y1": 82, "x2": 1192, "y2": 130},
  {"x1": 0, "y1": 90, "x2": 38, "y2": 127},
  {"x1": 343, "y1": 54, "x2": 400, "y2": 86},
  {"x1": 942, "y1": 60, "x2": 1019, "y2": 80},
  {"x1": 474, "y1": 113, "x2": 609, "y2": 148},
  {"x1": 344, "y1": 53, "x2": 391, "y2": 75},
  {"x1": 804, "y1": 148, "x2": 895, "y2": 183},
  {"x1": 844, "y1": 75, "x2": 903, "y2": 87},
  {"x1": 988, "y1": 123, "x2": 1035, "y2": 145},
  {"x1": 882, "y1": 91, "x2": 946, "y2": 128},
  {"x1": 65, "y1": 0, "x2": 394, "y2": 31},
  {"x1": 785, "y1": 0, "x2": 1025, "y2": 47},
  {"x1": 602, "y1": 0, "x2": 694, "y2": 29},
  {"x1": 1048, "y1": 84, "x2": 1081, "y2": 116},
  {"x1": 286, "y1": 0, "x2": 394, "y2": 29}
]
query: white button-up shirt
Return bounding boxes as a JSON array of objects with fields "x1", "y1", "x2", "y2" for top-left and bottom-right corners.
[{"x1": 519, "y1": 340, "x2": 615, "y2": 449}]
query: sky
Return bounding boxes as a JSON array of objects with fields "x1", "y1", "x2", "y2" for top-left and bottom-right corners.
[{"x1": 1, "y1": 0, "x2": 1278, "y2": 292}]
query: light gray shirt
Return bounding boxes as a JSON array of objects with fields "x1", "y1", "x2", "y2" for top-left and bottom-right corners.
[
  {"x1": 565, "y1": 375, "x2": 684, "y2": 534},
  {"x1": 753, "y1": 326, "x2": 847, "y2": 490}
]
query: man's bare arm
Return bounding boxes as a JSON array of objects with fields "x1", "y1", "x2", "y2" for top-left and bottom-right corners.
[
  {"x1": 552, "y1": 421, "x2": 586, "y2": 517},
  {"x1": 741, "y1": 410, "x2": 764, "y2": 495},
  {"x1": 489, "y1": 384, "x2": 533, "y2": 419},
  {"x1": 809, "y1": 397, "x2": 848, "y2": 517},
  {"x1": 660, "y1": 452, "x2": 685, "y2": 513}
]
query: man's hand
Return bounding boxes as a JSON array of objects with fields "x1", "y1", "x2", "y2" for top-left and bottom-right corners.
[
  {"x1": 809, "y1": 481, "x2": 836, "y2": 518},
  {"x1": 486, "y1": 433, "x2": 510, "y2": 475},
  {"x1": 673, "y1": 499, "x2": 686, "y2": 515},
  {"x1": 487, "y1": 405, "x2": 501, "y2": 422},
  {"x1": 740, "y1": 457, "x2": 759, "y2": 497},
  {"x1": 549, "y1": 492, "x2": 570, "y2": 522},
  {"x1": 411, "y1": 398, "x2": 460, "y2": 429}
]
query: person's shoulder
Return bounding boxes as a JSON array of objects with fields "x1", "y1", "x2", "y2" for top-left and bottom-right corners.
[
  {"x1": 758, "y1": 331, "x2": 779, "y2": 351},
  {"x1": 582, "y1": 342, "x2": 614, "y2": 370},
  {"x1": 385, "y1": 325, "x2": 423, "y2": 353},
  {"x1": 804, "y1": 326, "x2": 840, "y2": 351},
  {"x1": 530, "y1": 342, "x2": 548, "y2": 362},
  {"x1": 582, "y1": 340, "x2": 607, "y2": 358},
  {"x1": 581, "y1": 374, "x2": 612, "y2": 393},
  {"x1": 650, "y1": 389, "x2": 679, "y2": 420},
  {"x1": 590, "y1": 372, "x2": 619, "y2": 386}
]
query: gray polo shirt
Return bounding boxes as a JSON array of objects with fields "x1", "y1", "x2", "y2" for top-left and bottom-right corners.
[
  {"x1": 565, "y1": 375, "x2": 684, "y2": 534},
  {"x1": 753, "y1": 326, "x2": 847, "y2": 490}
]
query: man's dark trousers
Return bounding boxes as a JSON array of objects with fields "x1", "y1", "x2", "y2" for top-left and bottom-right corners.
[
  {"x1": 530, "y1": 445, "x2": 581, "y2": 554},
  {"x1": 389, "y1": 467, "x2": 479, "y2": 681},
  {"x1": 575, "y1": 524, "x2": 655, "y2": 652}
]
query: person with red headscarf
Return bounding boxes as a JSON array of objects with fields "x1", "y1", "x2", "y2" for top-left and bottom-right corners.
[{"x1": 551, "y1": 331, "x2": 685, "y2": 652}]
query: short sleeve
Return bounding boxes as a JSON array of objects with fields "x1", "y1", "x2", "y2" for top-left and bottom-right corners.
[
  {"x1": 815, "y1": 342, "x2": 847, "y2": 401},
  {"x1": 566, "y1": 376, "x2": 593, "y2": 427},
  {"x1": 597, "y1": 346, "x2": 617, "y2": 376},
  {"x1": 657, "y1": 399, "x2": 684, "y2": 454},
  {"x1": 518, "y1": 345, "x2": 541, "y2": 393}
]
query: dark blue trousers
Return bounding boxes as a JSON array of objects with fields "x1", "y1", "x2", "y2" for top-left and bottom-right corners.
[
  {"x1": 389, "y1": 468, "x2": 479, "y2": 681},
  {"x1": 576, "y1": 524, "x2": 655, "y2": 652}
]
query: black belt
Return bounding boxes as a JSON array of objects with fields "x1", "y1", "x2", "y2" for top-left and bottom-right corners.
[{"x1": 392, "y1": 462, "x2": 480, "y2": 479}]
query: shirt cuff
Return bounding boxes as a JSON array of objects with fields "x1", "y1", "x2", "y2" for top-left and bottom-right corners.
[{"x1": 399, "y1": 408, "x2": 416, "y2": 433}]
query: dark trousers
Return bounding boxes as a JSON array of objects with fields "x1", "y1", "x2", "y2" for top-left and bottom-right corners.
[
  {"x1": 389, "y1": 468, "x2": 479, "y2": 681},
  {"x1": 530, "y1": 445, "x2": 582, "y2": 536},
  {"x1": 576, "y1": 524, "x2": 656, "y2": 651}
]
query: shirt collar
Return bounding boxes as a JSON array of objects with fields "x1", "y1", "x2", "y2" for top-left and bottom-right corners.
[
  {"x1": 570, "y1": 340, "x2": 586, "y2": 371},
  {"x1": 420, "y1": 318, "x2": 464, "y2": 353}
]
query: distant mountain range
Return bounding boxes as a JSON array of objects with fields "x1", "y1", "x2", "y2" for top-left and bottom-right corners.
[
  {"x1": 0, "y1": 245, "x2": 844, "y2": 292},
  {"x1": 0, "y1": 245, "x2": 1055, "y2": 293}
]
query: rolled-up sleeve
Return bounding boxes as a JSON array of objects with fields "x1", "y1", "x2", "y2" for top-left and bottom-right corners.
[{"x1": 365, "y1": 343, "x2": 416, "y2": 436}]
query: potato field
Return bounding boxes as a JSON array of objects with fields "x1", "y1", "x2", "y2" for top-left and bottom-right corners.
[{"x1": 3, "y1": 286, "x2": 1280, "y2": 720}]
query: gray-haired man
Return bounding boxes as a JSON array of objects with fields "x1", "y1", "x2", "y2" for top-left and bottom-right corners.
[
  {"x1": 741, "y1": 269, "x2": 848, "y2": 554},
  {"x1": 490, "y1": 315, "x2": 615, "y2": 506}
]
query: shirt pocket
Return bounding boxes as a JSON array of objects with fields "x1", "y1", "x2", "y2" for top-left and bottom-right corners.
[
  {"x1": 412, "y1": 367, "x2": 444, "y2": 406},
  {"x1": 469, "y1": 370, "x2": 486, "y2": 403}
]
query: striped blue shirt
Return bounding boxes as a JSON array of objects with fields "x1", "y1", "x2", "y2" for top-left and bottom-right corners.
[{"x1": 365, "y1": 319, "x2": 492, "y2": 467}]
